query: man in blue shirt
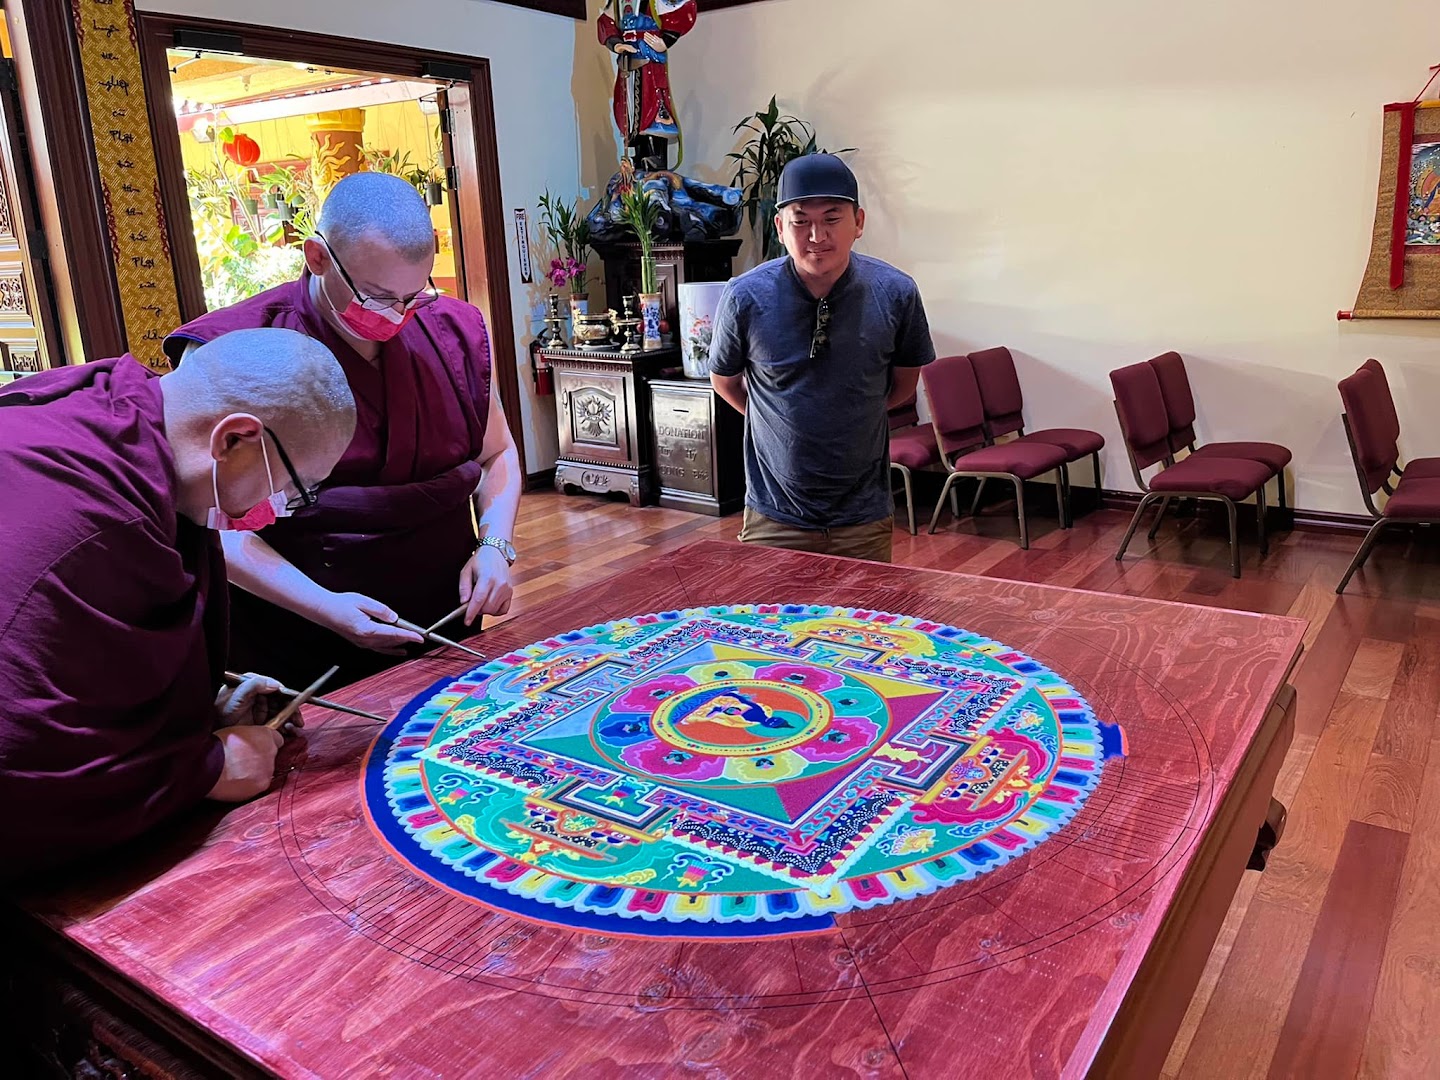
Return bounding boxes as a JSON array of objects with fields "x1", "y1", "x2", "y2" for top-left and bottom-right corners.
[{"x1": 708, "y1": 153, "x2": 935, "y2": 563}]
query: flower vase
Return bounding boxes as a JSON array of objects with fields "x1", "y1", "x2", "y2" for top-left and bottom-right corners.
[
  {"x1": 569, "y1": 294, "x2": 589, "y2": 318},
  {"x1": 639, "y1": 292, "x2": 663, "y2": 351},
  {"x1": 678, "y1": 281, "x2": 727, "y2": 379}
]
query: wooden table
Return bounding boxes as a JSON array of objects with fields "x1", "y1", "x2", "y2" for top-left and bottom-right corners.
[{"x1": 6, "y1": 541, "x2": 1304, "y2": 1079}]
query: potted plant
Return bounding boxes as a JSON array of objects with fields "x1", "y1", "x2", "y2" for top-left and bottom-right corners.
[
  {"x1": 616, "y1": 159, "x2": 663, "y2": 350},
  {"x1": 729, "y1": 96, "x2": 853, "y2": 264},
  {"x1": 538, "y1": 189, "x2": 592, "y2": 318}
]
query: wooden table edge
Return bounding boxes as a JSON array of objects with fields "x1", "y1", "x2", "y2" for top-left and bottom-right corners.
[{"x1": 1076, "y1": 643, "x2": 1303, "y2": 1078}]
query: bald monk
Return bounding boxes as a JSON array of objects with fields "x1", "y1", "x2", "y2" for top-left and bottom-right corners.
[
  {"x1": 165, "y1": 172, "x2": 522, "y2": 688},
  {"x1": 0, "y1": 329, "x2": 356, "y2": 878}
]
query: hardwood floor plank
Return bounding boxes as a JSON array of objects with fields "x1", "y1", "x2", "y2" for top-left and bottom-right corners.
[
  {"x1": 1175, "y1": 896, "x2": 1321, "y2": 1080},
  {"x1": 1265, "y1": 822, "x2": 1408, "y2": 1080},
  {"x1": 1371, "y1": 631, "x2": 1440, "y2": 764},
  {"x1": 1361, "y1": 735, "x2": 1440, "y2": 1080},
  {"x1": 1338, "y1": 639, "x2": 1407, "y2": 701},
  {"x1": 1255, "y1": 692, "x2": 1388, "y2": 916},
  {"x1": 1353, "y1": 754, "x2": 1426, "y2": 834}
]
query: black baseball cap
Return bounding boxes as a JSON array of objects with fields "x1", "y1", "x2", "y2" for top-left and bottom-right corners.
[{"x1": 776, "y1": 153, "x2": 859, "y2": 208}]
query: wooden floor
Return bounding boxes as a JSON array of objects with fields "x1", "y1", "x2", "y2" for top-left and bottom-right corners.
[{"x1": 503, "y1": 489, "x2": 1440, "y2": 1080}]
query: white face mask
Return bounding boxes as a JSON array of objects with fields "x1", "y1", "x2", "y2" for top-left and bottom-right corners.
[{"x1": 205, "y1": 433, "x2": 293, "y2": 532}]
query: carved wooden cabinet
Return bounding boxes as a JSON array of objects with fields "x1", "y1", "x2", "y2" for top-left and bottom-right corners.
[
  {"x1": 546, "y1": 345, "x2": 679, "y2": 506},
  {"x1": 648, "y1": 377, "x2": 745, "y2": 516}
]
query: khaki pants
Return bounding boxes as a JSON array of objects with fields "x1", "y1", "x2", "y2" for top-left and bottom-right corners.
[{"x1": 737, "y1": 507, "x2": 894, "y2": 563}]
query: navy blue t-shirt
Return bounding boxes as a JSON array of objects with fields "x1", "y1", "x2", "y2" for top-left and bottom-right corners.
[{"x1": 708, "y1": 254, "x2": 935, "y2": 528}]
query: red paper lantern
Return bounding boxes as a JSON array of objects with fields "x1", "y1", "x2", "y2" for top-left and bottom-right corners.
[{"x1": 223, "y1": 133, "x2": 261, "y2": 167}]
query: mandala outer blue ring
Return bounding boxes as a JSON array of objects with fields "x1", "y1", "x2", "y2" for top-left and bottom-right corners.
[{"x1": 363, "y1": 604, "x2": 1125, "y2": 941}]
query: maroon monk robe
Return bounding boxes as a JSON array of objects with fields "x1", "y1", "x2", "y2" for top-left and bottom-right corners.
[
  {"x1": 0, "y1": 356, "x2": 227, "y2": 879},
  {"x1": 164, "y1": 272, "x2": 492, "y2": 687}
]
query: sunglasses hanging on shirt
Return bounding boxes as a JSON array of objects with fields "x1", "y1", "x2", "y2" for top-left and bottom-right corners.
[{"x1": 809, "y1": 297, "x2": 831, "y2": 360}]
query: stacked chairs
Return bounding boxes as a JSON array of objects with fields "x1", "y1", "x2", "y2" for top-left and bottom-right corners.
[
  {"x1": 1110, "y1": 354, "x2": 1291, "y2": 578},
  {"x1": 888, "y1": 399, "x2": 941, "y2": 535},
  {"x1": 920, "y1": 354, "x2": 1069, "y2": 549},
  {"x1": 1335, "y1": 358, "x2": 1440, "y2": 593},
  {"x1": 968, "y1": 346, "x2": 1106, "y2": 524}
]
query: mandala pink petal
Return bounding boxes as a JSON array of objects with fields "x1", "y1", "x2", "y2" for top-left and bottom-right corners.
[
  {"x1": 797, "y1": 713, "x2": 880, "y2": 761},
  {"x1": 753, "y1": 662, "x2": 843, "y2": 692},
  {"x1": 623, "y1": 738, "x2": 724, "y2": 781},
  {"x1": 613, "y1": 674, "x2": 697, "y2": 713}
]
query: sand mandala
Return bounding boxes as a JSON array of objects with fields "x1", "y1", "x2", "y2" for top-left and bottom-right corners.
[{"x1": 364, "y1": 605, "x2": 1125, "y2": 940}]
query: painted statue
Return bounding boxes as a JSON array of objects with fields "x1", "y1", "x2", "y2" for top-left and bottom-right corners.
[
  {"x1": 598, "y1": 0, "x2": 698, "y2": 170},
  {"x1": 584, "y1": 166, "x2": 742, "y2": 243}
]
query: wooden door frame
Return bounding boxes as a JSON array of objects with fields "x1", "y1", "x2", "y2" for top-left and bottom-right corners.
[
  {"x1": 133, "y1": 13, "x2": 526, "y2": 475},
  {"x1": 3, "y1": 0, "x2": 128, "y2": 364},
  {"x1": 0, "y1": 57, "x2": 64, "y2": 374}
]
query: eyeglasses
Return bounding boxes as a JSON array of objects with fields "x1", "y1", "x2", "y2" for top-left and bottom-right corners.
[
  {"x1": 316, "y1": 231, "x2": 441, "y2": 314},
  {"x1": 264, "y1": 426, "x2": 321, "y2": 511},
  {"x1": 809, "y1": 297, "x2": 831, "y2": 360}
]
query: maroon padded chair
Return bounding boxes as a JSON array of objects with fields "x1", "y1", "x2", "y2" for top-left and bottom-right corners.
[
  {"x1": 1110, "y1": 361, "x2": 1273, "y2": 577},
  {"x1": 888, "y1": 400, "x2": 941, "y2": 535},
  {"x1": 1148, "y1": 351, "x2": 1292, "y2": 523},
  {"x1": 1335, "y1": 359, "x2": 1440, "y2": 593},
  {"x1": 968, "y1": 346, "x2": 1105, "y2": 521},
  {"x1": 921, "y1": 354, "x2": 1069, "y2": 549}
]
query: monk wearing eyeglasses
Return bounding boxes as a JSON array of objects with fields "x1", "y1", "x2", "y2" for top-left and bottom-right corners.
[
  {"x1": 708, "y1": 154, "x2": 935, "y2": 564},
  {"x1": 0, "y1": 329, "x2": 355, "y2": 877},
  {"x1": 165, "y1": 172, "x2": 523, "y2": 687}
]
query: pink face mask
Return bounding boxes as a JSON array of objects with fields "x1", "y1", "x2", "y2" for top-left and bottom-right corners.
[
  {"x1": 337, "y1": 300, "x2": 415, "y2": 342},
  {"x1": 206, "y1": 437, "x2": 293, "y2": 532},
  {"x1": 318, "y1": 265, "x2": 416, "y2": 342}
]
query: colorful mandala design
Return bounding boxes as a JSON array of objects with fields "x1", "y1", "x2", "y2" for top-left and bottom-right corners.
[{"x1": 364, "y1": 605, "x2": 1126, "y2": 940}]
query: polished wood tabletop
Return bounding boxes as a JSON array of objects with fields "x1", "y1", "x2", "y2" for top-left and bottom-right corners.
[{"x1": 14, "y1": 540, "x2": 1305, "y2": 1078}]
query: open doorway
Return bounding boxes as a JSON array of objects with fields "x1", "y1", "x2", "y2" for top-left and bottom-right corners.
[
  {"x1": 136, "y1": 15, "x2": 524, "y2": 472},
  {"x1": 164, "y1": 54, "x2": 459, "y2": 312}
]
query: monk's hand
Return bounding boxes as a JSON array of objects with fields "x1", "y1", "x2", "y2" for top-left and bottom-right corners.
[
  {"x1": 459, "y1": 546, "x2": 514, "y2": 626},
  {"x1": 215, "y1": 673, "x2": 296, "y2": 731},
  {"x1": 643, "y1": 32, "x2": 667, "y2": 52},
  {"x1": 316, "y1": 591, "x2": 425, "y2": 654},
  {"x1": 207, "y1": 725, "x2": 284, "y2": 802}
]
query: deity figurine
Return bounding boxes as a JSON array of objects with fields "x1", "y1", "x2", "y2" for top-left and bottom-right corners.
[{"x1": 598, "y1": 0, "x2": 698, "y2": 171}]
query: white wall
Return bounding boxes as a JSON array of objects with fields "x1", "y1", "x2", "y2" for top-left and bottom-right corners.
[
  {"x1": 674, "y1": 0, "x2": 1440, "y2": 514},
  {"x1": 138, "y1": 0, "x2": 583, "y2": 474}
]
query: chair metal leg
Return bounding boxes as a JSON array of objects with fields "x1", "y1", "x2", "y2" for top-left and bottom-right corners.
[
  {"x1": 949, "y1": 481, "x2": 961, "y2": 519},
  {"x1": 1092, "y1": 451, "x2": 1102, "y2": 501},
  {"x1": 969, "y1": 477, "x2": 987, "y2": 518},
  {"x1": 1336, "y1": 519, "x2": 1388, "y2": 594},
  {"x1": 891, "y1": 464, "x2": 916, "y2": 535},
  {"x1": 1277, "y1": 470, "x2": 1288, "y2": 510},
  {"x1": 1224, "y1": 496, "x2": 1241, "y2": 578},
  {"x1": 1013, "y1": 477, "x2": 1030, "y2": 550},
  {"x1": 1055, "y1": 467, "x2": 1069, "y2": 530},
  {"x1": 1116, "y1": 492, "x2": 1160, "y2": 562},
  {"x1": 1147, "y1": 496, "x2": 1173, "y2": 540},
  {"x1": 929, "y1": 473, "x2": 960, "y2": 534},
  {"x1": 1256, "y1": 484, "x2": 1269, "y2": 557}
]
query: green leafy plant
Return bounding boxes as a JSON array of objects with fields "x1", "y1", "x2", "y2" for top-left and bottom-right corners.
[
  {"x1": 362, "y1": 145, "x2": 442, "y2": 197},
  {"x1": 537, "y1": 190, "x2": 592, "y2": 297},
  {"x1": 185, "y1": 163, "x2": 303, "y2": 310},
  {"x1": 728, "y1": 96, "x2": 853, "y2": 263},
  {"x1": 616, "y1": 159, "x2": 662, "y2": 294},
  {"x1": 254, "y1": 161, "x2": 320, "y2": 236}
]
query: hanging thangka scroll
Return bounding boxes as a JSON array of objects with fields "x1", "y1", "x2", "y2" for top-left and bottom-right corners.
[
  {"x1": 1342, "y1": 67, "x2": 1440, "y2": 321},
  {"x1": 73, "y1": 0, "x2": 182, "y2": 369}
]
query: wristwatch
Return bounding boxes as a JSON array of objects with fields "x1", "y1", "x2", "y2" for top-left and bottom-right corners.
[{"x1": 478, "y1": 535, "x2": 517, "y2": 565}]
